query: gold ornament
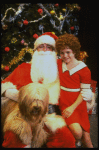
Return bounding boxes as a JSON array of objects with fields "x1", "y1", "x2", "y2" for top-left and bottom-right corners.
[
  {"x1": 11, "y1": 37, "x2": 17, "y2": 43},
  {"x1": 79, "y1": 51, "x2": 88, "y2": 63},
  {"x1": 51, "y1": 32, "x2": 55, "y2": 35},
  {"x1": 1, "y1": 64, "x2": 5, "y2": 70},
  {"x1": 59, "y1": 13, "x2": 64, "y2": 20},
  {"x1": 50, "y1": 10, "x2": 55, "y2": 15},
  {"x1": 62, "y1": 8, "x2": 66, "y2": 12}
]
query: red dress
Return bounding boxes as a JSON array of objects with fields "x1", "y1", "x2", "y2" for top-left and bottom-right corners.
[{"x1": 57, "y1": 59, "x2": 91, "y2": 133}]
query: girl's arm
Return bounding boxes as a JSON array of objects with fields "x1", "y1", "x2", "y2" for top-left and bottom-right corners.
[{"x1": 62, "y1": 93, "x2": 83, "y2": 118}]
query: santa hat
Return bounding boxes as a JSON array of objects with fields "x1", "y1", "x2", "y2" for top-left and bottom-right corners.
[{"x1": 34, "y1": 32, "x2": 58, "y2": 50}]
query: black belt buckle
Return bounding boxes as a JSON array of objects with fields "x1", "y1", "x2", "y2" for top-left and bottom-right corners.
[
  {"x1": 48, "y1": 104, "x2": 61, "y2": 115},
  {"x1": 48, "y1": 104, "x2": 55, "y2": 114}
]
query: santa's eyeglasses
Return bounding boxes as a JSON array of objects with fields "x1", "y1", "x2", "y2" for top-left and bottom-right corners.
[{"x1": 37, "y1": 44, "x2": 53, "y2": 51}]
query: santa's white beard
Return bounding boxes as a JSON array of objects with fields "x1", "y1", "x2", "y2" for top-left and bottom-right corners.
[{"x1": 30, "y1": 51, "x2": 58, "y2": 84}]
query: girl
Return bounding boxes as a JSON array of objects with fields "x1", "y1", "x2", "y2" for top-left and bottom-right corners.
[{"x1": 56, "y1": 33, "x2": 93, "y2": 148}]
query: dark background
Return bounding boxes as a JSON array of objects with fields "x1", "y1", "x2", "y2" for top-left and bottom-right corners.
[{"x1": 78, "y1": 3, "x2": 97, "y2": 83}]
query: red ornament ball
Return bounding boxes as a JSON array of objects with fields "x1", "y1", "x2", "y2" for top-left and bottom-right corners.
[
  {"x1": 55, "y1": 3, "x2": 59, "y2": 7},
  {"x1": 33, "y1": 34, "x2": 38, "y2": 39},
  {"x1": 4, "y1": 66, "x2": 10, "y2": 71},
  {"x1": 70, "y1": 26, "x2": 74, "y2": 30},
  {"x1": 5, "y1": 47, "x2": 10, "y2": 52},
  {"x1": 38, "y1": 8, "x2": 43, "y2": 14},
  {"x1": 23, "y1": 20, "x2": 28, "y2": 25}
]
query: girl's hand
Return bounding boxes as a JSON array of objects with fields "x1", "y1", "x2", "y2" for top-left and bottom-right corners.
[{"x1": 62, "y1": 105, "x2": 75, "y2": 118}]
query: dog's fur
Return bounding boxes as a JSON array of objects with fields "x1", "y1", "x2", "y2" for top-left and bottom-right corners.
[{"x1": 1, "y1": 83, "x2": 49, "y2": 148}]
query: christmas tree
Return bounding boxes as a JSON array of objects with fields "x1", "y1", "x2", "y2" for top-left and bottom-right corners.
[{"x1": 1, "y1": 3, "x2": 81, "y2": 80}]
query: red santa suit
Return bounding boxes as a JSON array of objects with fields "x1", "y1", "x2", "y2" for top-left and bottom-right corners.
[
  {"x1": 1, "y1": 32, "x2": 76, "y2": 148},
  {"x1": 1, "y1": 62, "x2": 75, "y2": 148},
  {"x1": 57, "y1": 59, "x2": 91, "y2": 133}
]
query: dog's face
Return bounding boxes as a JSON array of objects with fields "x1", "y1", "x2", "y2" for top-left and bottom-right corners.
[{"x1": 18, "y1": 83, "x2": 49, "y2": 123}]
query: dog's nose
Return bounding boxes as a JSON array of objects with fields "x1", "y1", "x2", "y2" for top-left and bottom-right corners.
[
  {"x1": 34, "y1": 106, "x2": 41, "y2": 110},
  {"x1": 31, "y1": 106, "x2": 41, "y2": 115}
]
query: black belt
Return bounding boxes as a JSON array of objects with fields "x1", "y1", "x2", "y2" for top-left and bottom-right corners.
[{"x1": 48, "y1": 104, "x2": 61, "y2": 115}]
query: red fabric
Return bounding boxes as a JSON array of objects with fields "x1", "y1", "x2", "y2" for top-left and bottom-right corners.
[
  {"x1": 57, "y1": 59, "x2": 91, "y2": 133},
  {"x1": 45, "y1": 126, "x2": 76, "y2": 148},
  {"x1": 91, "y1": 80, "x2": 97, "y2": 93},
  {"x1": 2, "y1": 63, "x2": 33, "y2": 90},
  {"x1": 2, "y1": 131, "x2": 27, "y2": 148},
  {"x1": 41, "y1": 32, "x2": 58, "y2": 40}
]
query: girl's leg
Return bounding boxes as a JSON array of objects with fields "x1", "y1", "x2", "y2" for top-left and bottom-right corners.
[
  {"x1": 68, "y1": 123, "x2": 82, "y2": 141},
  {"x1": 81, "y1": 130, "x2": 93, "y2": 148}
]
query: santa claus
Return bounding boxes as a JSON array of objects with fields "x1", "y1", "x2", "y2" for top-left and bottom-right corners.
[{"x1": 1, "y1": 32, "x2": 92, "y2": 148}]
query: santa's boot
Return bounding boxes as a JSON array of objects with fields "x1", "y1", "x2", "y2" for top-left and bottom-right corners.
[
  {"x1": 44, "y1": 113, "x2": 76, "y2": 148},
  {"x1": 46, "y1": 126, "x2": 76, "y2": 148}
]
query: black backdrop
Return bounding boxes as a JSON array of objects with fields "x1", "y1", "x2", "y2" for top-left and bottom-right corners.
[{"x1": 78, "y1": 3, "x2": 97, "y2": 83}]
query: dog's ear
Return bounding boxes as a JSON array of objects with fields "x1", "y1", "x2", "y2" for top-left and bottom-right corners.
[{"x1": 19, "y1": 95, "x2": 29, "y2": 119}]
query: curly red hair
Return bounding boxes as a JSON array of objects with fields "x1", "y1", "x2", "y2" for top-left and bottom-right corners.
[{"x1": 55, "y1": 33, "x2": 81, "y2": 59}]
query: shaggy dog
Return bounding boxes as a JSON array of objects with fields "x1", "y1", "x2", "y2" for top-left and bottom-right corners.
[{"x1": 1, "y1": 83, "x2": 49, "y2": 148}]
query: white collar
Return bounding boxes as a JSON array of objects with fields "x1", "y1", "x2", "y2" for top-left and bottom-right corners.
[{"x1": 62, "y1": 61, "x2": 87, "y2": 75}]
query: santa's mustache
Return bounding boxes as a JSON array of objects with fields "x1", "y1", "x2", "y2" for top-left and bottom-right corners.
[{"x1": 36, "y1": 51, "x2": 53, "y2": 55}]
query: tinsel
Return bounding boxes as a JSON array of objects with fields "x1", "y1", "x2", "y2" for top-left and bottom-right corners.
[{"x1": 1, "y1": 47, "x2": 33, "y2": 69}]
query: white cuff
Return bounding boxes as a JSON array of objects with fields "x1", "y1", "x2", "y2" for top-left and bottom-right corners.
[
  {"x1": 5, "y1": 89, "x2": 19, "y2": 101},
  {"x1": 80, "y1": 83, "x2": 91, "y2": 89}
]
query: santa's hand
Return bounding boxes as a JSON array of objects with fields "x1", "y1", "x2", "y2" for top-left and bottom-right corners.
[
  {"x1": 81, "y1": 89, "x2": 92, "y2": 101},
  {"x1": 62, "y1": 106, "x2": 74, "y2": 118},
  {"x1": 5, "y1": 89, "x2": 19, "y2": 101}
]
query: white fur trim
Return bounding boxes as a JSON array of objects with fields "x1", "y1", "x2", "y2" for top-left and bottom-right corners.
[
  {"x1": 44, "y1": 113, "x2": 66, "y2": 133},
  {"x1": 44, "y1": 78, "x2": 60, "y2": 105},
  {"x1": 5, "y1": 89, "x2": 19, "y2": 101},
  {"x1": 1, "y1": 82, "x2": 17, "y2": 95},
  {"x1": 24, "y1": 144, "x2": 31, "y2": 148},
  {"x1": 34, "y1": 35, "x2": 55, "y2": 49},
  {"x1": 87, "y1": 92, "x2": 95, "y2": 110},
  {"x1": 80, "y1": 83, "x2": 91, "y2": 89}
]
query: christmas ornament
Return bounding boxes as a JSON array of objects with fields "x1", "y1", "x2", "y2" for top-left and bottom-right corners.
[
  {"x1": 2, "y1": 24, "x2": 8, "y2": 30},
  {"x1": 11, "y1": 37, "x2": 17, "y2": 44},
  {"x1": 21, "y1": 39, "x2": 25, "y2": 45},
  {"x1": 70, "y1": 26, "x2": 74, "y2": 30},
  {"x1": 23, "y1": 19, "x2": 28, "y2": 25},
  {"x1": 79, "y1": 51, "x2": 88, "y2": 62},
  {"x1": 62, "y1": 8, "x2": 66, "y2": 12},
  {"x1": 59, "y1": 13, "x2": 64, "y2": 20},
  {"x1": 51, "y1": 32, "x2": 55, "y2": 35},
  {"x1": 33, "y1": 34, "x2": 38, "y2": 39},
  {"x1": 1, "y1": 64, "x2": 5, "y2": 70},
  {"x1": 5, "y1": 47, "x2": 10, "y2": 52},
  {"x1": 50, "y1": 10, "x2": 55, "y2": 15},
  {"x1": 38, "y1": 8, "x2": 43, "y2": 15},
  {"x1": 54, "y1": 3, "x2": 59, "y2": 7},
  {"x1": 4, "y1": 66, "x2": 10, "y2": 71}
]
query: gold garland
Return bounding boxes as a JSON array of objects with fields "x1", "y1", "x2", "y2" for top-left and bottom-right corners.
[{"x1": 1, "y1": 47, "x2": 34, "y2": 70}]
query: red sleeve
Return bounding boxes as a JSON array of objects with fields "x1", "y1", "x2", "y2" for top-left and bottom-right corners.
[
  {"x1": 80, "y1": 67, "x2": 91, "y2": 84},
  {"x1": 2, "y1": 63, "x2": 27, "y2": 85},
  {"x1": 2, "y1": 131, "x2": 27, "y2": 148}
]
